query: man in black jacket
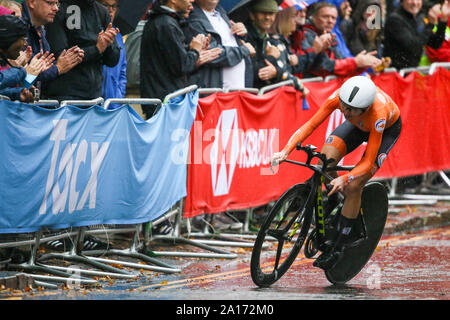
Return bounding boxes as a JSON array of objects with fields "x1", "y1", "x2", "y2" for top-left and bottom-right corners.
[
  {"x1": 383, "y1": 0, "x2": 449, "y2": 70},
  {"x1": 140, "y1": 0, "x2": 221, "y2": 118},
  {"x1": 185, "y1": 0, "x2": 255, "y2": 90},
  {"x1": 43, "y1": 0, "x2": 120, "y2": 102}
]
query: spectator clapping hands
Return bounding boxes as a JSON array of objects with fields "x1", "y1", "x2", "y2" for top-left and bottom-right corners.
[
  {"x1": 354, "y1": 50, "x2": 382, "y2": 69},
  {"x1": 56, "y1": 46, "x2": 84, "y2": 75},
  {"x1": 190, "y1": 34, "x2": 223, "y2": 67},
  {"x1": 97, "y1": 23, "x2": 119, "y2": 54},
  {"x1": 8, "y1": 46, "x2": 32, "y2": 68},
  {"x1": 25, "y1": 51, "x2": 55, "y2": 76},
  {"x1": 230, "y1": 20, "x2": 247, "y2": 37},
  {"x1": 428, "y1": 0, "x2": 450, "y2": 25},
  {"x1": 312, "y1": 33, "x2": 334, "y2": 54}
]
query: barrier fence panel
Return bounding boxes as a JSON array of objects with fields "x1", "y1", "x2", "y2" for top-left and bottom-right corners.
[
  {"x1": 0, "y1": 90, "x2": 202, "y2": 284},
  {"x1": 147, "y1": 87, "x2": 241, "y2": 258}
]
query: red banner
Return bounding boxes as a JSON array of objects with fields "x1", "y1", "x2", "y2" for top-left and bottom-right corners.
[{"x1": 184, "y1": 68, "x2": 450, "y2": 217}]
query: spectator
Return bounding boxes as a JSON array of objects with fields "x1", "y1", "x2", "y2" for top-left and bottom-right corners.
[
  {"x1": 245, "y1": 0, "x2": 288, "y2": 88},
  {"x1": 0, "y1": 5, "x2": 16, "y2": 69},
  {"x1": 340, "y1": 0, "x2": 386, "y2": 57},
  {"x1": 0, "y1": 14, "x2": 53, "y2": 102},
  {"x1": 290, "y1": 4, "x2": 334, "y2": 77},
  {"x1": 423, "y1": 1, "x2": 450, "y2": 63},
  {"x1": 269, "y1": 6, "x2": 328, "y2": 85},
  {"x1": 383, "y1": 0, "x2": 449, "y2": 69},
  {"x1": 0, "y1": 0, "x2": 21, "y2": 17},
  {"x1": 0, "y1": 5, "x2": 14, "y2": 16},
  {"x1": 21, "y1": 0, "x2": 84, "y2": 101},
  {"x1": 337, "y1": 0, "x2": 353, "y2": 41},
  {"x1": 185, "y1": 0, "x2": 255, "y2": 90},
  {"x1": 139, "y1": 0, "x2": 221, "y2": 118},
  {"x1": 301, "y1": 1, "x2": 382, "y2": 78},
  {"x1": 43, "y1": 0, "x2": 121, "y2": 102},
  {"x1": 98, "y1": 0, "x2": 127, "y2": 109},
  {"x1": 0, "y1": 2, "x2": 20, "y2": 72},
  {"x1": 321, "y1": 0, "x2": 354, "y2": 58}
]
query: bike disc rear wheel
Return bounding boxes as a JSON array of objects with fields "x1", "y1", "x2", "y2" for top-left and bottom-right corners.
[
  {"x1": 251, "y1": 183, "x2": 312, "y2": 287},
  {"x1": 325, "y1": 181, "x2": 388, "y2": 284}
]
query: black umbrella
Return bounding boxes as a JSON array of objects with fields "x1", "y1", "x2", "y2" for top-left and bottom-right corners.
[
  {"x1": 115, "y1": 0, "x2": 155, "y2": 35},
  {"x1": 228, "y1": 0, "x2": 283, "y2": 23},
  {"x1": 219, "y1": 0, "x2": 243, "y2": 12}
]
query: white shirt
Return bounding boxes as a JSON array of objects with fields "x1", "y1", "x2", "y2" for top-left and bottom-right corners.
[{"x1": 203, "y1": 9, "x2": 246, "y2": 89}]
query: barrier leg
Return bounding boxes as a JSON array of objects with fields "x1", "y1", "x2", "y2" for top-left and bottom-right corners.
[
  {"x1": 439, "y1": 171, "x2": 450, "y2": 188},
  {"x1": 6, "y1": 230, "x2": 98, "y2": 286},
  {"x1": 388, "y1": 172, "x2": 450, "y2": 203},
  {"x1": 187, "y1": 208, "x2": 272, "y2": 247},
  {"x1": 148, "y1": 200, "x2": 238, "y2": 259},
  {"x1": 83, "y1": 225, "x2": 181, "y2": 274},
  {"x1": 37, "y1": 227, "x2": 133, "y2": 276}
]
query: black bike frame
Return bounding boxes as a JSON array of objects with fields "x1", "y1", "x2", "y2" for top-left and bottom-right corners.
[{"x1": 283, "y1": 146, "x2": 355, "y2": 250}]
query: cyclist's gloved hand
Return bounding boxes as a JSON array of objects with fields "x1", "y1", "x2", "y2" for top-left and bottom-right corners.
[{"x1": 271, "y1": 150, "x2": 288, "y2": 166}]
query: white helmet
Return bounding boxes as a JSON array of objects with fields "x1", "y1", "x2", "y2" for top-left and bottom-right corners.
[{"x1": 339, "y1": 76, "x2": 377, "y2": 109}]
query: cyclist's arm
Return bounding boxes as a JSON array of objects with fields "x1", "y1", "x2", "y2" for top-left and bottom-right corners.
[
  {"x1": 341, "y1": 125, "x2": 383, "y2": 183},
  {"x1": 282, "y1": 92, "x2": 338, "y2": 154}
]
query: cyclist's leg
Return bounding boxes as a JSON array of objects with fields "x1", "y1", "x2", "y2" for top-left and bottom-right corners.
[
  {"x1": 340, "y1": 172, "x2": 373, "y2": 219},
  {"x1": 314, "y1": 123, "x2": 369, "y2": 270},
  {"x1": 320, "y1": 121, "x2": 367, "y2": 215}
]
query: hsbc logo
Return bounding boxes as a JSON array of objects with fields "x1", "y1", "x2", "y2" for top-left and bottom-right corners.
[
  {"x1": 207, "y1": 109, "x2": 279, "y2": 196},
  {"x1": 171, "y1": 109, "x2": 279, "y2": 197},
  {"x1": 210, "y1": 109, "x2": 240, "y2": 196}
]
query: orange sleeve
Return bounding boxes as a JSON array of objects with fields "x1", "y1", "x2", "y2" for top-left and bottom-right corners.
[{"x1": 282, "y1": 90, "x2": 339, "y2": 154}]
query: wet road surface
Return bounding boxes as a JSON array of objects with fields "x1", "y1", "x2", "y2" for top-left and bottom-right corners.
[{"x1": 1, "y1": 225, "x2": 448, "y2": 301}]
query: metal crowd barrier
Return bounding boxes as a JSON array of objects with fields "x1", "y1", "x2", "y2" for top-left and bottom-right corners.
[{"x1": 59, "y1": 97, "x2": 104, "y2": 108}]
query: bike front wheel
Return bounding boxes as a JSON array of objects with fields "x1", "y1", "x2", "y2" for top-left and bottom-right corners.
[{"x1": 250, "y1": 183, "x2": 312, "y2": 287}]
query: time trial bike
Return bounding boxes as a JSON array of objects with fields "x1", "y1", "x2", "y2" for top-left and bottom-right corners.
[{"x1": 250, "y1": 144, "x2": 389, "y2": 286}]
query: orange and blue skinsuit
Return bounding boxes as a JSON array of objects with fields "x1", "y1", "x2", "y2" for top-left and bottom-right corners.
[{"x1": 282, "y1": 87, "x2": 401, "y2": 183}]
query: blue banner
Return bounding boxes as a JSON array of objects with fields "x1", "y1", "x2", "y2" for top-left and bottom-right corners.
[{"x1": 0, "y1": 91, "x2": 198, "y2": 233}]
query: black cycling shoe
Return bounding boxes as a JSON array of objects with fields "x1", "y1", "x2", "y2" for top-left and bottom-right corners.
[
  {"x1": 44, "y1": 238, "x2": 74, "y2": 252},
  {"x1": 151, "y1": 220, "x2": 174, "y2": 235},
  {"x1": 313, "y1": 248, "x2": 343, "y2": 270},
  {"x1": 82, "y1": 235, "x2": 113, "y2": 251}
]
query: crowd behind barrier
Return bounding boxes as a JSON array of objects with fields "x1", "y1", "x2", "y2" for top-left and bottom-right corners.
[{"x1": 1, "y1": 64, "x2": 450, "y2": 288}]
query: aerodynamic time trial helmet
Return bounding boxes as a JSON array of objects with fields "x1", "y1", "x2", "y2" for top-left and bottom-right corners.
[{"x1": 339, "y1": 76, "x2": 377, "y2": 109}]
